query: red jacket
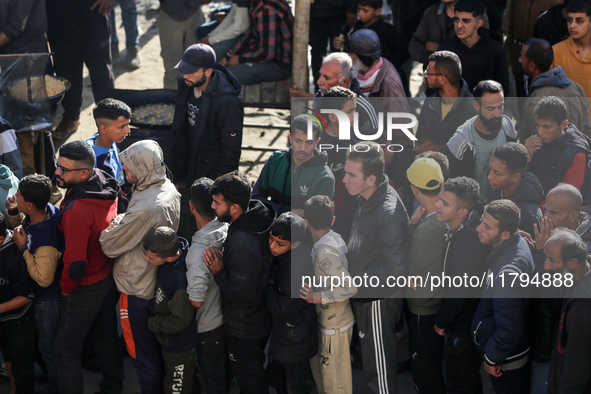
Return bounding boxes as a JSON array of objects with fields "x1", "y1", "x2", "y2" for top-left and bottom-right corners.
[{"x1": 58, "y1": 169, "x2": 118, "y2": 294}]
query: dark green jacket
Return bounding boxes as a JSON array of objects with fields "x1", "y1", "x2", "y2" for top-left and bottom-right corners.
[{"x1": 252, "y1": 148, "x2": 335, "y2": 214}]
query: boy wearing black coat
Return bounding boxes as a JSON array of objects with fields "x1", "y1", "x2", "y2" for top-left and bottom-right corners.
[
  {"x1": 266, "y1": 212, "x2": 317, "y2": 394},
  {"x1": 144, "y1": 227, "x2": 197, "y2": 394}
]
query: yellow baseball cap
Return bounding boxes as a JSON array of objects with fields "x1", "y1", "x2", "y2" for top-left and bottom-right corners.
[{"x1": 407, "y1": 158, "x2": 444, "y2": 190}]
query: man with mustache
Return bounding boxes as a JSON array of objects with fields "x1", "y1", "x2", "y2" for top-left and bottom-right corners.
[
  {"x1": 170, "y1": 43, "x2": 243, "y2": 237},
  {"x1": 445, "y1": 80, "x2": 517, "y2": 204}
]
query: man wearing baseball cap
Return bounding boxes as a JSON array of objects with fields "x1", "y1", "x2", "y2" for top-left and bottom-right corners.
[
  {"x1": 405, "y1": 157, "x2": 448, "y2": 393},
  {"x1": 171, "y1": 43, "x2": 244, "y2": 238}
]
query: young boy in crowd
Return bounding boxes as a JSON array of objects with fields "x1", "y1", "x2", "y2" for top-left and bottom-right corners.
[
  {"x1": 0, "y1": 211, "x2": 36, "y2": 393},
  {"x1": 5, "y1": 174, "x2": 64, "y2": 394},
  {"x1": 85, "y1": 98, "x2": 132, "y2": 187},
  {"x1": 143, "y1": 226, "x2": 197, "y2": 394},
  {"x1": 300, "y1": 195, "x2": 357, "y2": 394},
  {"x1": 333, "y1": 0, "x2": 410, "y2": 93},
  {"x1": 487, "y1": 142, "x2": 543, "y2": 237},
  {"x1": 266, "y1": 212, "x2": 317, "y2": 394}
]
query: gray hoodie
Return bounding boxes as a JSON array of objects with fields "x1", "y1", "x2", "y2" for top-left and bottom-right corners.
[{"x1": 186, "y1": 219, "x2": 228, "y2": 333}]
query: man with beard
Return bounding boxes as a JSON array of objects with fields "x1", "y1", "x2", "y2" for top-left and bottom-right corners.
[
  {"x1": 252, "y1": 114, "x2": 335, "y2": 217},
  {"x1": 525, "y1": 96, "x2": 591, "y2": 204},
  {"x1": 547, "y1": 229, "x2": 591, "y2": 393},
  {"x1": 52, "y1": 141, "x2": 124, "y2": 393},
  {"x1": 471, "y1": 199, "x2": 534, "y2": 393},
  {"x1": 204, "y1": 171, "x2": 274, "y2": 393},
  {"x1": 445, "y1": 80, "x2": 517, "y2": 204},
  {"x1": 171, "y1": 43, "x2": 243, "y2": 238}
]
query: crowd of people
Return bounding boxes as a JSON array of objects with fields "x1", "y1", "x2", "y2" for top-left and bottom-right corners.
[{"x1": 2, "y1": 0, "x2": 591, "y2": 393}]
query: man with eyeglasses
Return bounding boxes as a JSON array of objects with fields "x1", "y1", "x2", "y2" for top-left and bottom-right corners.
[
  {"x1": 416, "y1": 50, "x2": 477, "y2": 152},
  {"x1": 52, "y1": 140, "x2": 124, "y2": 393}
]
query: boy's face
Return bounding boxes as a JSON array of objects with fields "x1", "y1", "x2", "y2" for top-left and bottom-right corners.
[
  {"x1": 15, "y1": 189, "x2": 31, "y2": 214},
  {"x1": 290, "y1": 128, "x2": 320, "y2": 166},
  {"x1": 435, "y1": 190, "x2": 464, "y2": 224},
  {"x1": 567, "y1": 12, "x2": 591, "y2": 40},
  {"x1": 454, "y1": 11, "x2": 483, "y2": 41},
  {"x1": 358, "y1": 5, "x2": 381, "y2": 24},
  {"x1": 268, "y1": 233, "x2": 292, "y2": 256},
  {"x1": 145, "y1": 250, "x2": 167, "y2": 266},
  {"x1": 99, "y1": 116, "x2": 130, "y2": 144},
  {"x1": 476, "y1": 211, "x2": 505, "y2": 247},
  {"x1": 535, "y1": 116, "x2": 567, "y2": 144},
  {"x1": 487, "y1": 157, "x2": 519, "y2": 190}
]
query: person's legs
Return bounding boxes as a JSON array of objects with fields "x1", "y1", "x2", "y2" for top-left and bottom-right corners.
[
  {"x1": 227, "y1": 62, "x2": 291, "y2": 85},
  {"x1": 54, "y1": 277, "x2": 114, "y2": 393},
  {"x1": 408, "y1": 311, "x2": 446, "y2": 394},
  {"x1": 120, "y1": 293, "x2": 165, "y2": 394},
  {"x1": 225, "y1": 332, "x2": 269, "y2": 393},
  {"x1": 35, "y1": 298, "x2": 61, "y2": 394},
  {"x1": 444, "y1": 335, "x2": 483, "y2": 394},
  {"x1": 162, "y1": 348, "x2": 196, "y2": 394},
  {"x1": 353, "y1": 298, "x2": 402, "y2": 394},
  {"x1": 196, "y1": 325, "x2": 227, "y2": 394},
  {"x1": 490, "y1": 362, "x2": 531, "y2": 394},
  {"x1": 3, "y1": 308, "x2": 36, "y2": 393},
  {"x1": 530, "y1": 361, "x2": 550, "y2": 394},
  {"x1": 284, "y1": 361, "x2": 313, "y2": 394},
  {"x1": 89, "y1": 276, "x2": 124, "y2": 394},
  {"x1": 82, "y1": 16, "x2": 115, "y2": 104},
  {"x1": 119, "y1": 0, "x2": 139, "y2": 50},
  {"x1": 159, "y1": 11, "x2": 188, "y2": 89},
  {"x1": 310, "y1": 326, "x2": 353, "y2": 394}
]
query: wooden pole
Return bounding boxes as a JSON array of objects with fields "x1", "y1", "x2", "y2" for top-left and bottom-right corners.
[{"x1": 292, "y1": 0, "x2": 310, "y2": 91}]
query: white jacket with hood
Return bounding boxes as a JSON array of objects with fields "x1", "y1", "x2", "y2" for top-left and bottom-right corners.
[{"x1": 100, "y1": 140, "x2": 181, "y2": 299}]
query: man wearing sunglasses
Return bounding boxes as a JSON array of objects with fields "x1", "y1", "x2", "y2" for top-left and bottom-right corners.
[{"x1": 52, "y1": 140, "x2": 124, "y2": 393}]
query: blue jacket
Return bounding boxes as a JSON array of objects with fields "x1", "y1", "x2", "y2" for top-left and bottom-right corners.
[{"x1": 471, "y1": 232, "x2": 534, "y2": 366}]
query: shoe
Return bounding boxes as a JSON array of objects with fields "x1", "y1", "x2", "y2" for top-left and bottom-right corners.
[
  {"x1": 126, "y1": 46, "x2": 141, "y2": 69},
  {"x1": 52, "y1": 119, "x2": 80, "y2": 141}
]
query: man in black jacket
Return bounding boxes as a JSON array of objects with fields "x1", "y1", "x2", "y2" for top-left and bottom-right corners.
[
  {"x1": 343, "y1": 141, "x2": 408, "y2": 393},
  {"x1": 547, "y1": 229, "x2": 591, "y2": 393},
  {"x1": 171, "y1": 43, "x2": 243, "y2": 238},
  {"x1": 205, "y1": 171, "x2": 274, "y2": 393},
  {"x1": 434, "y1": 176, "x2": 490, "y2": 393}
]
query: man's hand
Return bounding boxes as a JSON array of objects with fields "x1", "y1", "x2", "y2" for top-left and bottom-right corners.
[
  {"x1": 333, "y1": 36, "x2": 344, "y2": 51},
  {"x1": 204, "y1": 245, "x2": 224, "y2": 275},
  {"x1": 410, "y1": 205, "x2": 426, "y2": 225},
  {"x1": 425, "y1": 41, "x2": 439, "y2": 53},
  {"x1": 524, "y1": 135, "x2": 542, "y2": 162},
  {"x1": 12, "y1": 226, "x2": 27, "y2": 247},
  {"x1": 5, "y1": 194, "x2": 17, "y2": 211},
  {"x1": 299, "y1": 284, "x2": 320, "y2": 303},
  {"x1": 483, "y1": 362, "x2": 502, "y2": 377},
  {"x1": 226, "y1": 54, "x2": 240, "y2": 67},
  {"x1": 90, "y1": 0, "x2": 114, "y2": 15},
  {"x1": 289, "y1": 85, "x2": 313, "y2": 98},
  {"x1": 520, "y1": 230, "x2": 535, "y2": 254},
  {"x1": 198, "y1": 37, "x2": 211, "y2": 46},
  {"x1": 534, "y1": 216, "x2": 554, "y2": 251},
  {"x1": 434, "y1": 324, "x2": 446, "y2": 336}
]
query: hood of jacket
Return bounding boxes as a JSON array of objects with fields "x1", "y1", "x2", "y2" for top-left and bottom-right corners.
[
  {"x1": 530, "y1": 66, "x2": 572, "y2": 90},
  {"x1": 545, "y1": 124, "x2": 591, "y2": 152},
  {"x1": 206, "y1": 64, "x2": 242, "y2": 99},
  {"x1": 577, "y1": 208, "x2": 591, "y2": 243},
  {"x1": 0, "y1": 164, "x2": 17, "y2": 191},
  {"x1": 191, "y1": 219, "x2": 228, "y2": 249},
  {"x1": 160, "y1": 237, "x2": 190, "y2": 273},
  {"x1": 62, "y1": 168, "x2": 119, "y2": 206},
  {"x1": 227, "y1": 200, "x2": 276, "y2": 241},
  {"x1": 120, "y1": 140, "x2": 168, "y2": 192},
  {"x1": 313, "y1": 229, "x2": 348, "y2": 255},
  {"x1": 447, "y1": 115, "x2": 518, "y2": 160},
  {"x1": 490, "y1": 172, "x2": 544, "y2": 205}
]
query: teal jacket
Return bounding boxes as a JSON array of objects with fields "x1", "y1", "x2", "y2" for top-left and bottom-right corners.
[{"x1": 252, "y1": 148, "x2": 335, "y2": 214}]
